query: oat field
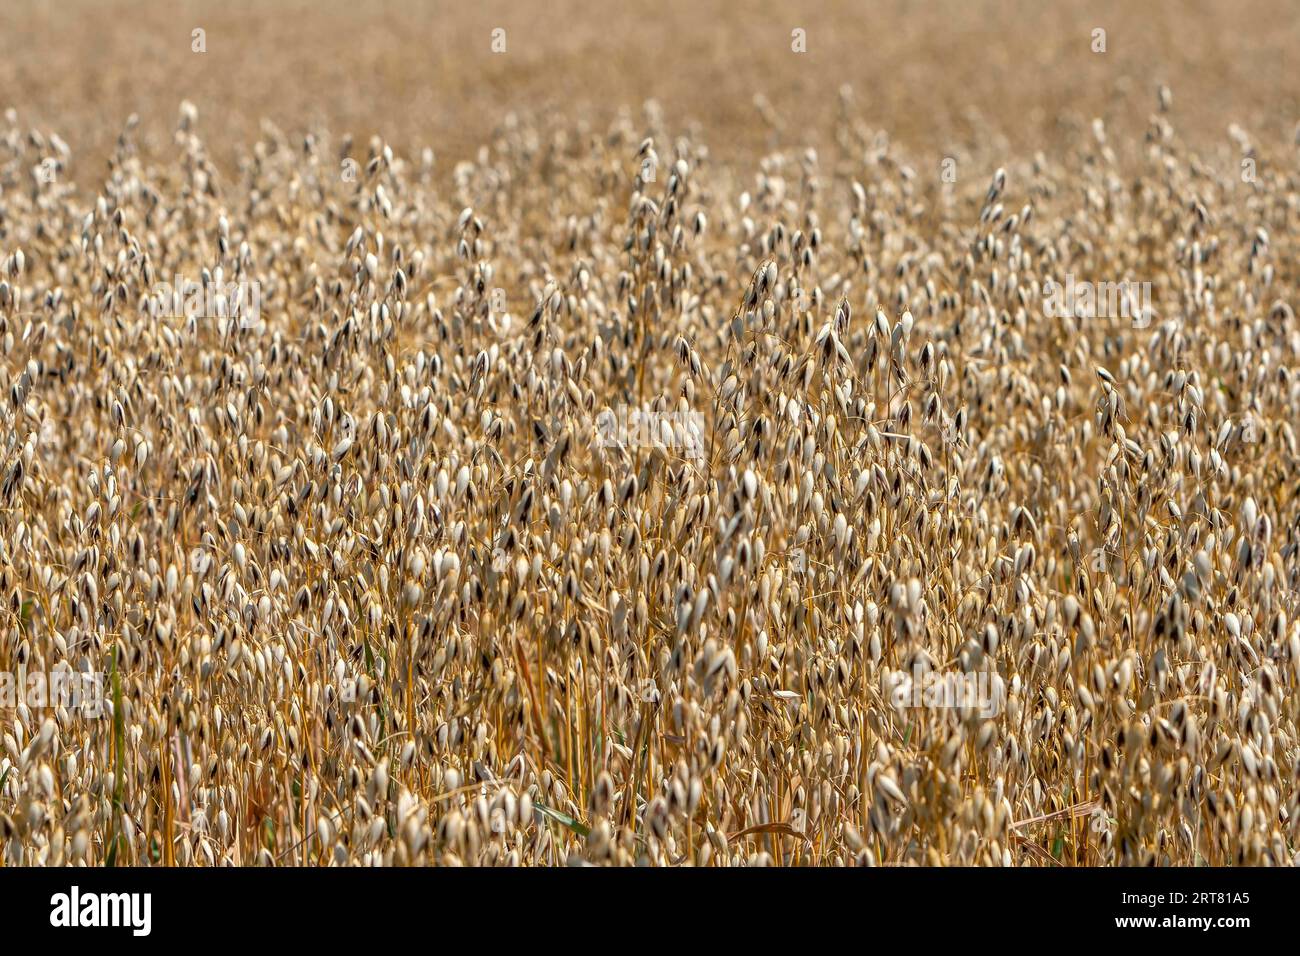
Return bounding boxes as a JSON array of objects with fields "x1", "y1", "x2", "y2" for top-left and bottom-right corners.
[{"x1": 2, "y1": 0, "x2": 1300, "y2": 866}]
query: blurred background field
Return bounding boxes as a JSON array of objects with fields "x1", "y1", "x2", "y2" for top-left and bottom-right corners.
[{"x1": 3, "y1": 0, "x2": 1297, "y2": 179}]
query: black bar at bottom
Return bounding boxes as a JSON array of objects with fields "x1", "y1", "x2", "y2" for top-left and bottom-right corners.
[{"x1": 0, "y1": 865, "x2": 1278, "y2": 943}]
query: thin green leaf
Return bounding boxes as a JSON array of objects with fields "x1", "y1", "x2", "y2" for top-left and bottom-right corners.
[{"x1": 534, "y1": 801, "x2": 591, "y2": 838}]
